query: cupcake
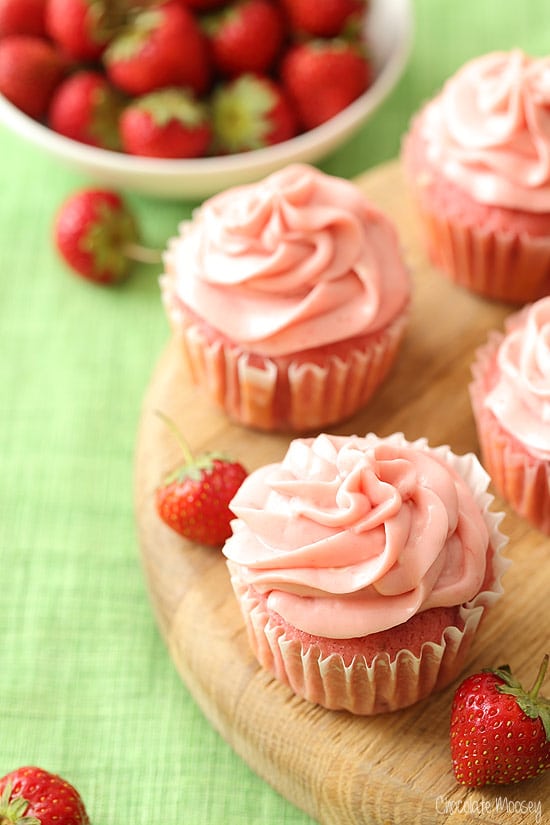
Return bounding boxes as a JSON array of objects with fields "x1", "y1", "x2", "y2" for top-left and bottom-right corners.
[
  {"x1": 402, "y1": 50, "x2": 550, "y2": 304},
  {"x1": 470, "y1": 296, "x2": 550, "y2": 534},
  {"x1": 160, "y1": 164, "x2": 411, "y2": 432},
  {"x1": 223, "y1": 432, "x2": 508, "y2": 715}
]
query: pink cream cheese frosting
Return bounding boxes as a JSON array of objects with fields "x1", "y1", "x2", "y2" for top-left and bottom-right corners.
[
  {"x1": 161, "y1": 163, "x2": 410, "y2": 357},
  {"x1": 223, "y1": 433, "x2": 491, "y2": 639},
  {"x1": 485, "y1": 298, "x2": 550, "y2": 460},
  {"x1": 420, "y1": 50, "x2": 550, "y2": 212}
]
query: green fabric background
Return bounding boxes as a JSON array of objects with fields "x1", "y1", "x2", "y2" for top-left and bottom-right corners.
[{"x1": 0, "y1": 2, "x2": 547, "y2": 823}]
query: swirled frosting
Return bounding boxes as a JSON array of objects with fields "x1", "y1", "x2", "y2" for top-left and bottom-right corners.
[
  {"x1": 420, "y1": 50, "x2": 550, "y2": 212},
  {"x1": 223, "y1": 433, "x2": 491, "y2": 638},
  {"x1": 162, "y1": 164, "x2": 410, "y2": 357},
  {"x1": 485, "y1": 298, "x2": 550, "y2": 460}
]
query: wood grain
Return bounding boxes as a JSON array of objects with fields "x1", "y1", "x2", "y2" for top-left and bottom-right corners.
[{"x1": 134, "y1": 161, "x2": 550, "y2": 825}]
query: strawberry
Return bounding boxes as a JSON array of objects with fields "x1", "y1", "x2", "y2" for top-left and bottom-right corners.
[
  {"x1": 120, "y1": 87, "x2": 212, "y2": 158},
  {"x1": 211, "y1": 73, "x2": 297, "y2": 153},
  {"x1": 45, "y1": 0, "x2": 122, "y2": 61},
  {"x1": 48, "y1": 70, "x2": 123, "y2": 150},
  {"x1": 280, "y1": 38, "x2": 372, "y2": 130},
  {"x1": 103, "y1": 1, "x2": 212, "y2": 97},
  {"x1": 0, "y1": 765, "x2": 90, "y2": 825},
  {"x1": 0, "y1": 0, "x2": 48, "y2": 38},
  {"x1": 155, "y1": 412, "x2": 247, "y2": 547},
  {"x1": 0, "y1": 35, "x2": 68, "y2": 120},
  {"x1": 204, "y1": 0, "x2": 286, "y2": 78},
  {"x1": 450, "y1": 655, "x2": 550, "y2": 786},
  {"x1": 280, "y1": 0, "x2": 366, "y2": 37},
  {"x1": 53, "y1": 188, "x2": 148, "y2": 285}
]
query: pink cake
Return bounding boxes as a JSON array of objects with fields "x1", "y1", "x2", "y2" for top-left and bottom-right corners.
[
  {"x1": 223, "y1": 433, "x2": 509, "y2": 715},
  {"x1": 402, "y1": 50, "x2": 550, "y2": 304},
  {"x1": 470, "y1": 297, "x2": 550, "y2": 534},
  {"x1": 160, "y1": 163, "x2": 411, "y2": 432}
]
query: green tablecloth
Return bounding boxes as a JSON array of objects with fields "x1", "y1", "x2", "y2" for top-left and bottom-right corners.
[{"x1": 0, "y1": 2, "x2": 546, "y2": 822}]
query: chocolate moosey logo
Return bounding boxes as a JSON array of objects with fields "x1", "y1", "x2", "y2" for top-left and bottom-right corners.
[{"x1": 435, "y1": 795, "x2": 543, "y2": 822}]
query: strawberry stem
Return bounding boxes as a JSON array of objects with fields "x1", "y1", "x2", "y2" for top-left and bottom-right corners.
[
  {"x1": 123, "y1": 241, "x2": 163, "y2": 265},
  {"x1": 155, "y1": 409, "x2": 195, "y2": 467},
  {"x1": 529, "y1": 653, "x2": 549, "y2": 700}
]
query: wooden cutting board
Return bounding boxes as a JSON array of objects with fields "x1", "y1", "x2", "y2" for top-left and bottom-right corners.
[{"x1": 134, "y1": 161, "x2": 550, "y2": 825}]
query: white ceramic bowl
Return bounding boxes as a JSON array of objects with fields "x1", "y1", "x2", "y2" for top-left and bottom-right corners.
[{"x1": 0, "y1": 0, "x2": 413, "y2": 200}]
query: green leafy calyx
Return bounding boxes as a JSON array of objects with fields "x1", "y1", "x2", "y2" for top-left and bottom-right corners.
[
  {"x1": 134, "y1": 88, "x2": 207, "y2": 129},
  {"x1": 81, "y1": 199, "x2": 140, "y2": 281},
  {"x1": 86, "y1": 0, "x2": 138, "y2": 47},
  {"x1": 105, "y1": 8, "x2": 163, "y2": 63},
  {"x1": 212, "y1": 75, "x2": 276, "y2": 152},
  {"x1": 201, "y1": 4, "x2": 240, "y2": 37},
  {"x1": 0, "y1": 782, "x2": 40, "y2": 825},
  {"x1": 492, "y1": 654, "x2": 550, "y2": 740}
]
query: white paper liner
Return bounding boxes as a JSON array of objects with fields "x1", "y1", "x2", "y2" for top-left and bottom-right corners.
[
  {"x1": 470, "y1": 329, "x2": 550, "y2": 534},
  {"x1": 227, "y1": 434, "x2": 510, "y2": 715},
  {"x1": 160, "y1": 269, "x2": 408, "y2": 431},
  {"x1": 413, "y1": 197, "x2": 550, "y2": 305}
]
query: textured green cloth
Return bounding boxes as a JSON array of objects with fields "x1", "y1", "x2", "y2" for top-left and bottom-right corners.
[{"x1": 0, "y1": 2, "x2": 547, "y2": 822}]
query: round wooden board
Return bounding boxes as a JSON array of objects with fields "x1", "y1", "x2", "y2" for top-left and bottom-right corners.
[{"x1": 134, "y1": 161, "x2": 550, "y2": 825}]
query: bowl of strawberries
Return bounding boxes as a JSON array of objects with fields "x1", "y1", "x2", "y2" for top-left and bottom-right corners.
[{"x1": 0, "y1": 0, "x2": 413, "y2": 200}]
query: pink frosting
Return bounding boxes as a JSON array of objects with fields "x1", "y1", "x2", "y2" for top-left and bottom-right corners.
[
  {"x1": 485, "y1": 298, "x2": 550, "y2": 460},
  {"x1": 223, "y1": 433, "x2": 491, "y2": 639},
  {"x1": 420, "y1": 50, "x2": 550, "y2": 212},
  {"x1": 162, "y1": 164, "x2": 410, "y2": 357}
]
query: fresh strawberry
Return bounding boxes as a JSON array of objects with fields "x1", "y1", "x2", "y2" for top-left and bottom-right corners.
[
  {"x1": 155, "y1": 412, "x2": 247, "y2": 547},
  {"x1": 45, "y1": 0, "x2": 122, "y2": 61},
  {"x1": 280, "y1": 37, "x2": 372, "y2": 130},
  {"x1": 0, "y1": 35, "x2": 68, "y2": 119},
  {"x1": 0, "y1": 765, "x2": 90, "y2": 825},
  {"x1": 280, "y1": 0, "x2": 366, "y2": 37},
  {"x1": 204, "y1": 0, "x2": 286, "y2": 77},
  {"x1": 120, "y1": 87, "x2": 211, "y2": 158},
  {"x1": 212, "y1": 73, "x2": 296, "y2": 153},
  {"x1": 103, "y1": 1, "x2": 212, "y2": 97},
  {"x1": 54, "y1": 188, "x2": 144, "y2": 285},
  {"x1": 0, "y1": 0, "x2": 48, "y2": 38},
  {"x1": 49, "y1": 70, "x2": 123, "y2": 150},
  {"x1": 450, "y1": 655, "x2": 550, "y2": 786}
]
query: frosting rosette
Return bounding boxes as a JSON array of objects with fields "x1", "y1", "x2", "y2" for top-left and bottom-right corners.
[
  {"x1": 162, "y1": 163, "x2": 410, "y2": 357},
  {"x1": 224, "y1": 433, "x2": 494, "y2": 639},
  {"x1": 485, "y1": 298, "x2": 550, "y2": 460},
  {"x1": 421, "y1": 50, "x2": 550, "y2": 212}
]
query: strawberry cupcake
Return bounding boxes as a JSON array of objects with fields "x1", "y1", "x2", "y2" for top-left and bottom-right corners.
[
  {"x1": 402, "y1": 50, "x2": 550, "y2": 304},
  {"x1": 223, "y1": 432, "x2": 509, "y2": 715},
  {"x1": 470, "y1": 297, "x2": 550, "y2": 534},
  {"x1": 160, "y1": 163, "x2": 411, "y2": 432}
]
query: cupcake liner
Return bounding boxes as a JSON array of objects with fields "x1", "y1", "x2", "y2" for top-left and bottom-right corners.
[
  {"x1": 171, "y1": 309, "x2": 409, "y2": 432},
  {"x1": 228, "y1": 436, "x2": 509, "y2": 715},
  {"x1": 414, "y1": 198, "x2": 550, "y2": 304},
  {"x1": 470, "y1": 332, "x2": 550, "y2": 534}
]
